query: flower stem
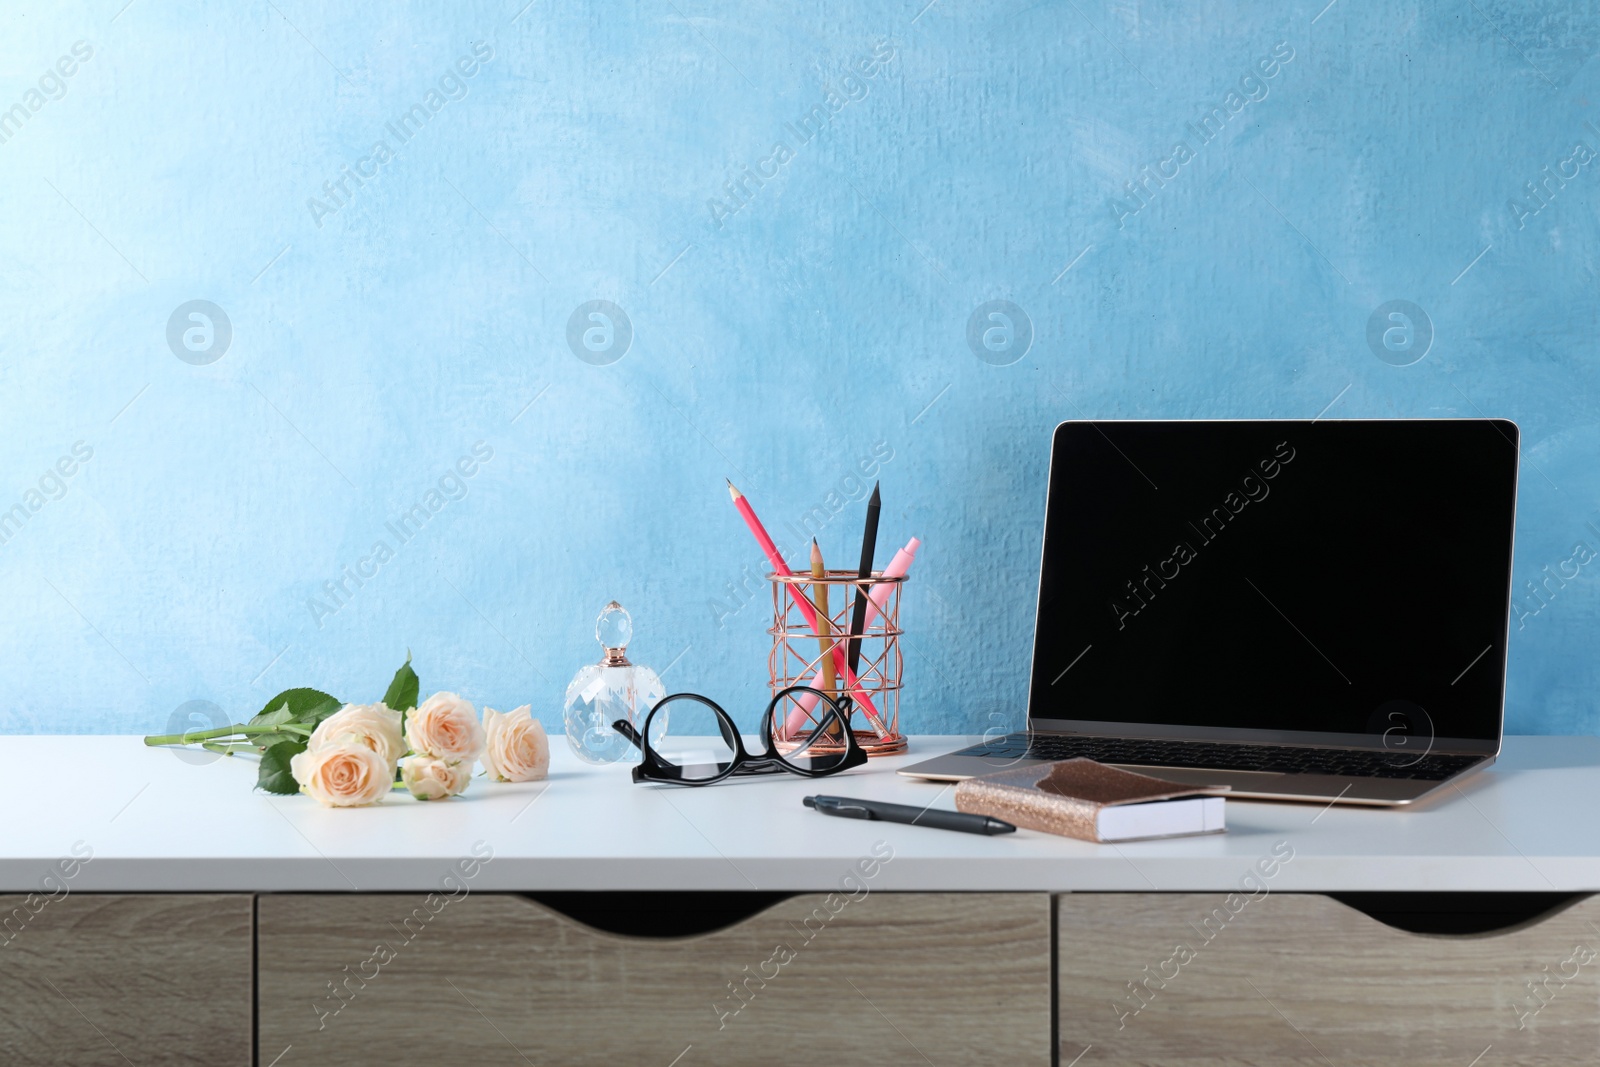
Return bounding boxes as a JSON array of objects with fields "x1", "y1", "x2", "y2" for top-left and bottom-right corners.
[
  {"x1": 143, "y1": 723, "x2": 311, "y2": 747},
  {"x1": 144, "y1": 724, "x2": 245, "y2": 746}
]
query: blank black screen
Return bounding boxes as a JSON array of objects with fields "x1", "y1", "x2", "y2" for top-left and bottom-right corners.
[{"x1": 1028, "y1": 420, "x2": 1519, "y2": 744}]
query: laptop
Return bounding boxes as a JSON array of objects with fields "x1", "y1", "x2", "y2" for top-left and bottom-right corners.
[{"x1": 900, "y1": 419, "x2": 1520, "y2": 806}]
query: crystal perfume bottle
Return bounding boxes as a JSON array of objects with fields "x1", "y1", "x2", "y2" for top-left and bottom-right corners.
[{"x1": 562, "y1": 601, "x2": 665, "y2": 764}]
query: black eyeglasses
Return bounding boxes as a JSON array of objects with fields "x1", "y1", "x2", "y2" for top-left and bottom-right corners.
[{"x1": 612, "y1": 686, "x2": 868, "y2": 786}]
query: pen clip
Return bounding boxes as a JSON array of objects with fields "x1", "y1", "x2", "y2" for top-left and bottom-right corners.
[
  {"x1": 828, "y1": 802, "x2": 874, "y2": 820},
  {"x1": 805, "y1": 795, "x2": 876, "y2": 820}
]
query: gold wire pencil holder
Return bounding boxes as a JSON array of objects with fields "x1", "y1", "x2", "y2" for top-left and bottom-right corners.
[{"x1": 768, "y1": 570, "x2": 906, "y2": 757}]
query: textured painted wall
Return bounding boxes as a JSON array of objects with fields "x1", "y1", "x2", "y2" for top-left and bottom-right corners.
[{"x1": 2, "y1": 1, "x2": 1599, "y2": 738}]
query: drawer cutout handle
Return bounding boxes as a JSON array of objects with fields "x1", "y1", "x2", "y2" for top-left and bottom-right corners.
[
  {"x1": 1328, "y1": 892, "x2": 1586, "y2": 935},
  {"x1": 523, "y1": 891, "x2": 796, "y2": 938}
]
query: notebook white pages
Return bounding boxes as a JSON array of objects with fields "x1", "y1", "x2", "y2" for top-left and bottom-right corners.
[{"x1": 1096, "y1": 795, "x2": 1227, "y2": 842}]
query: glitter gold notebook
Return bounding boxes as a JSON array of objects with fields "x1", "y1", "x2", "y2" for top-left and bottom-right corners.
[{"x1": 953, "y1": 758, "x2": 1229, "y2": 842}]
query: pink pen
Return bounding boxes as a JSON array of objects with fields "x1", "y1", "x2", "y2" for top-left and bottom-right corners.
[
  {"x1": 862, "y1": 537, "x2": 919, "y2": 629},
  {"x1": 783, "y1": 537, "x2": 920, "y2": 738}
]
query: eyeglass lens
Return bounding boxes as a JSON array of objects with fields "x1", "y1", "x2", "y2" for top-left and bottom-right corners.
[
  {"x1": 646, "y1": 697, "x2": 738, "y2": 782},
  {"x1": 767, "y1": 689, "x2": 855, "y2": 775}
]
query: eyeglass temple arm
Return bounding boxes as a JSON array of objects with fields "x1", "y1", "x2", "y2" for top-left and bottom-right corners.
[{"x1": 611, "y1": 719, "x2": 643, "y2": 749}]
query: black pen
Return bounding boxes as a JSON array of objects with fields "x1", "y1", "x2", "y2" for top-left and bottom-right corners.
[
  {"x1": 846, "y1": 482, "x2": 881, "y2": 680},
  {"x1": 804, "y1": 795, "x2": 1016, "y2": 836}
]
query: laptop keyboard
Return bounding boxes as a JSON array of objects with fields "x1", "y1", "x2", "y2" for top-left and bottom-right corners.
[{"x1": 957, "y1": 734, "x2": 1485, "y2": 781}]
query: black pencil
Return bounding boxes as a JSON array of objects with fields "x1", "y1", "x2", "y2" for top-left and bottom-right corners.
[{"x1": 846, "y1": 482, "x2": 881, "y2": 679}]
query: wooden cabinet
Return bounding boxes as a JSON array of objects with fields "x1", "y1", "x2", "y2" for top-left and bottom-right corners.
[
  {"x1": 258, "y1": 891, "x2": 1051, "y2": 1066},
  {"x1": 15, "y1": 886, "x2": 1596, "y2": 1065},
  {"x1": 0, "y1": 893, "x2": 252, "y2": 1066},
  {"x1": 1058, "y1": 892, "x2": 1600, "y2": 1066}
]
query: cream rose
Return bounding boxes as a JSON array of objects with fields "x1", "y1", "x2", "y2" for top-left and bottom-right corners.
[
  {"x1": 481, "y1": 706, "x2": 550, "y2": 783},
  {"x1": 308, "y1": 703, "x2": 405, "y2": 766},
  {"x1": 291, "y1": 741, "x2": 393, "y2": 807},
  {"x1": 399, "y1": 755, "x2": 472, "y2": 801},
  {"x1": 405, "y1": 692, "x2": 485, "y2": 761}
]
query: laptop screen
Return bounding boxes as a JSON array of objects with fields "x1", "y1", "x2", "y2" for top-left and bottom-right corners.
[{"x1": 1028, "y1": 420, "x2": 1519, "y2": 748}]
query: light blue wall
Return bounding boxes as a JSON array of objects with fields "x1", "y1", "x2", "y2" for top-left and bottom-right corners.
[{"x1": 3, "y1": 1, "x2": 1598, "y2": 738}]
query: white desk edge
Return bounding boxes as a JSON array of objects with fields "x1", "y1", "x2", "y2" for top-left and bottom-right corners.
[{"x1": 1, "y1": 734, "x2": 1595, "y2": 893}]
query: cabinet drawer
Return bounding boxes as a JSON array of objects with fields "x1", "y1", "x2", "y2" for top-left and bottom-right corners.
[
  {"x1": 0, "y1": 893, "x2": 252, "y2": 1066},
  {"x1": 1058, "y1": 892, "x2": 1600, "y2": 1067},
  {"x1": 260, "y1": 891, "x2": 1050, "y2": 1065}
]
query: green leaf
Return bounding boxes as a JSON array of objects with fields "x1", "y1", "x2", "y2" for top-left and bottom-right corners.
[
  {"x1": 253, "y1": 687, "x2": 341, "y2": 726},
  {"x1": 382, "y1": 654, "x2": 419, "y2": 714},
  {"x1": 247, "y1": 707, "x2": 296, "y2": 730},
  {"x1": 248, "y1": 729, "x2": 307, "y2": 750},
  {"x1": 299, "y1": 700, "x2": 344, "y2": 730},
  {"x1": 248, "y1": 688, "x2": 340, "y2": 753},
  {"x1": 257, "y1": 740, "x2": 307, "y2": 795}
]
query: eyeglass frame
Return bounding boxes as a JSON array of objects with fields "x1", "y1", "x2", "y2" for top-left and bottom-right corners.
[{"x1": 612, "y1": 685, "x2": 869, "y2": 786}]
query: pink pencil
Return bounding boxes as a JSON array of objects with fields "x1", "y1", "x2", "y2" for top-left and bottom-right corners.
[
  {"x1": 727, "y1": 481, "x2": 891, "y2": 740},
  {"x1": 784, "y1": 537, "x2": 919, "y2": 735}
]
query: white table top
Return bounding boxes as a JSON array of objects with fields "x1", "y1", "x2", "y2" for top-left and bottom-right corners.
[{"x1": 3, "y1": 735, "x2": 1598, "y2": 893}]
